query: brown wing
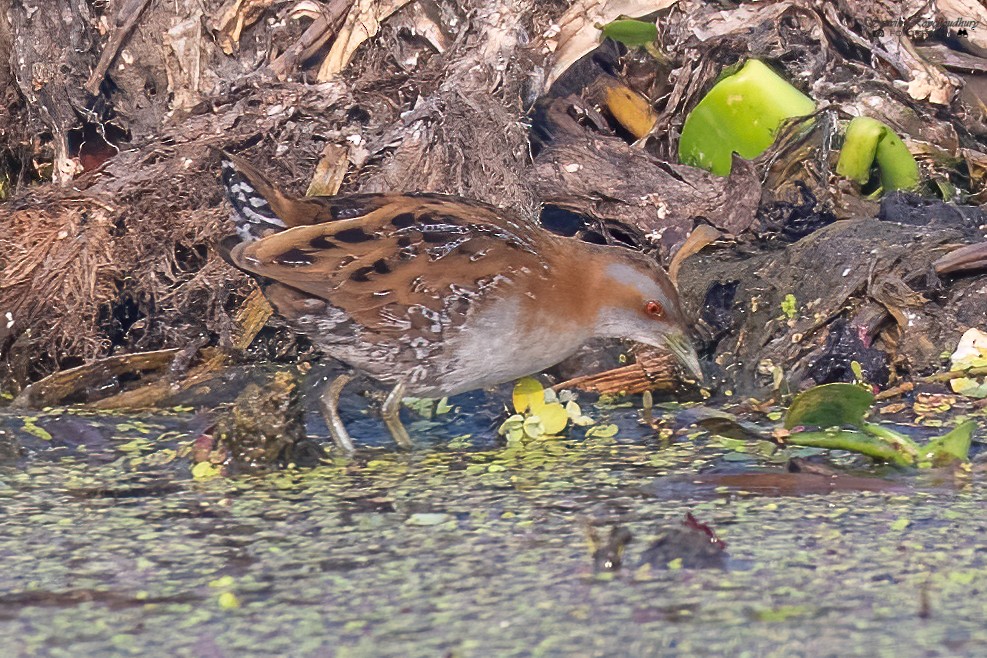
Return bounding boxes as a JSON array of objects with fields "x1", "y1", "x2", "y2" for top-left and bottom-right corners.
[{"x1": 226, "y1": 193, "x2": 553, "y2": 338}]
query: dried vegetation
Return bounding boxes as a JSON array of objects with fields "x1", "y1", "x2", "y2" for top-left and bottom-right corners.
[{"x1": 0, "y1": 0, "x2": 985, "y2": 402}]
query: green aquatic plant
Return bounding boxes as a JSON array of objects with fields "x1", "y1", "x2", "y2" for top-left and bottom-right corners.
[
  {"x1": 783, "y1": 383, "x2": 973, "y2": 466},
  {"x1": 679, "y1": 59, "x2": 816, "y2": 175},
  {"x1": 699, "y1": 382, "x2": 976, "y2": 467},
  {"x1": 498, "y1": 377, "x2": 596, "y2": 441},
  {"x1": 836, "y1": 116, "x2": 920, "y2": 194}
]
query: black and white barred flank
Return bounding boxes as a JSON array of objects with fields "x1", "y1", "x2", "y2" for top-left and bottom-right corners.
[{"x1": 221, "y1": 158, "x2": 287, "y2": 242}]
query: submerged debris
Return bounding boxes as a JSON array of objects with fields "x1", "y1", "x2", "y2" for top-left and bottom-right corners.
[
  {"x1": 639, "y1": 513, "x2": 728, "y2": 570},
  {"x1": 192, "y1": 370, "x2": 316, "y2": 474}
]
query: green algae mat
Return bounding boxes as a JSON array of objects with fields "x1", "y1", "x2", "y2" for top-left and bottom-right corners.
[{"x1": 2, "y1": 404, "x2": 986, "y2": 657}]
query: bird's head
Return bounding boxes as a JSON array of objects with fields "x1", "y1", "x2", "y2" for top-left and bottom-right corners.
[{"x1": 592, "y1": 250, "x2": 703, "y2": 381}]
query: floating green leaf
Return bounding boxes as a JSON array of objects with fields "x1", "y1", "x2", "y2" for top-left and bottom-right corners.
[
  {"x1": 512, "y1": 377, "x2": 545, "y2": 414},
  {"x1": 601, "y1": 19, "x2": 658, "y2": 48},
  {"x1": 217, "y1": 591, "x2": 240, "y2": 609},
  {"x1": 859, "y1": 422, "x2": 920, "y2": 458},
  {"x1": 679, "y1": 59, "x2": 816, "y2": 175},
  {"x1": 497, "y1": 414, "x2": 524, "y2": 437},
  {"x1": 523, "y1": 415, "x2": 545, "y2": 439},
  {"x1": 565, "y1": 401, "x2": 595, "y2": 427},
  {"x1": 539, "y1": 403, "x2": 569, "y2": 435},
  {"x1": 836, "y1": 116, "x2": 920, "y2": 193},
  {"x1": 191, "y1": 461, "x2": 221, "y2": 480},
  {"x1": 785, "y1": 429, "x2": 913, "y2": 466},
  {"x1": 21, "y1": 417, "x2": 52, "y2": 441},
  {"x1": 948, "y1": 328, "x2": 987, "y2": 398},
  {"x1": 585, "y1": 423, "x2": 619, "y2": 439},
  {"x1": 920, "y1": 420, "x2": 976, "y2": 467},
  {"x1": 890, "y1": 517, "x2": 911, "y2": 532},
  {"x1": 784, "y1": 383, "x2": 875, "y2": 429}
]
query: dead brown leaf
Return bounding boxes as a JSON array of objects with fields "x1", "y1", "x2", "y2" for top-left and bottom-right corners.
[
  {"x1": 317, "y1": 0, "x2": 415, "y2": 81},
  {"x1": 542, "y1": 0, "x2": 678, "y2": 90}
]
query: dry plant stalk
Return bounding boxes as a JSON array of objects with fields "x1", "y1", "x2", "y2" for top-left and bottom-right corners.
[
  {"x1": 11, "y1": 349, "x2": 180, "y2": 408},
  {"x1": 555, "y1": 349, "x2": 677, "y2": 395}
]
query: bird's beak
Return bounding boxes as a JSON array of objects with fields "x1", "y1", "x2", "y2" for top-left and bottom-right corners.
[{"x1": 664, "y1": 332, "x2": 704, "y2": 382}]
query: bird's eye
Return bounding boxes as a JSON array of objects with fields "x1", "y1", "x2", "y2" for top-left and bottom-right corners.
[{"x1": 645, "y1": 300, "x2": 664, "y2": 318}]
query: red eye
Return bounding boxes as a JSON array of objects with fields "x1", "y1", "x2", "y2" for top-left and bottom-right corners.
[{"x1": 645, "y1": 300, "x2": 665, "y2": 318}]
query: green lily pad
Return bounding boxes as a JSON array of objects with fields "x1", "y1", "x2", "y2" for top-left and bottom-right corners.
[{"x1": 784, "y1": 383, "x2": 874, "y2": 429}]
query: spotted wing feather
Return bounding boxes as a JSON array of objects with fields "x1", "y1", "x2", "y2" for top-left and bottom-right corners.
[{"x1": 226, "y1": 195, "x2": 553, "y2": 343}]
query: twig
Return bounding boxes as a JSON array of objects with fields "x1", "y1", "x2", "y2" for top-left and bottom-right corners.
[
  {"x1": 89, "y1": 289, "x2": 272, "y2": 410},
  {"x1": 875, "y1": 366, "x2": 987, "y2": 400},
  {"x1": 270, "y1": 0, "x2": 352, "y2": 79},
  {"x1": 11, "y1": 349, "x2": 180, "y2": 408},
  {"x1": 554, "y1": 350, "x2": 677, "y2": 395},
  {"x1": 85, "y1": 0, "x2": 153, "y2": 95}
]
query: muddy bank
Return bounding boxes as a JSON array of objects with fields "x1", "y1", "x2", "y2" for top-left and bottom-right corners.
[{"x1": 1, "y1": 0, "x2": 986, "y2": 402}]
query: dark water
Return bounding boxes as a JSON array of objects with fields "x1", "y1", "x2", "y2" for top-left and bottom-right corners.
[{"x1": 1, "y1": 398, "x2": 985, "y2": 657}]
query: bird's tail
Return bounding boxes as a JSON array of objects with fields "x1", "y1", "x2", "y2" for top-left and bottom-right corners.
[{"x1": 220, "y1": 152, "x2": 291, "y2": 242}]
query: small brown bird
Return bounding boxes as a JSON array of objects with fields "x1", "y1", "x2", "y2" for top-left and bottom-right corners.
[{"x1": 218, "y1": 153, "x2": 702, "y2": 450}]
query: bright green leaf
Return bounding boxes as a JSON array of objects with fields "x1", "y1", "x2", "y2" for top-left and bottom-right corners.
[
  {"x1": 920, "y1": 420, "x2": 976, "y2": 466},
  {"x1": 784, "y1": 383, "x2": 875, "y2": 429},
  {"x1": 679, "y1": 59, "x2": 816, "y2": 175},
  {"x1": 601, "y1": 19, "x2": 658, "y2": 48},
  {"x1": 836, "y1": 116, "x2": 920, "y2": 193},
  {"x1": 786, "y1": 429, "x2": 913, "y2": 466}
]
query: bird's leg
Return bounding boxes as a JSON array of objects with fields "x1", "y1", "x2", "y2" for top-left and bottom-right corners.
[
  {"x1": 381, "y1": 379, "x2": 413, "y2": 450},
  {"x1": 319, "y1": 373, "x2": 355, "y2": 452}
]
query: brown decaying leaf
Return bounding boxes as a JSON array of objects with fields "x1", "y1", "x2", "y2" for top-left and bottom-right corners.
[
  {"x1": 668, "y1": 224, "x2": 721, "y2": 286},
  {"x1": 162, "y1": 11, "x2": 204, "y2": 113},
  {"x1": 934, "y1": 242, "x2": 987, "y2": 275},
  {"x1": 306, "y1": 143, "x2": 350, "y2": 197},
  {"x1": 211, "y1": 0, "x2": 277, "y2": 55},
  {"x1": 270, "y1": 1, "x2": 352, "y2": 79},
  {"x1": 541, "y1": 0, "x2": 679, "y2": 90},
  {"x1": 317, "y1": 0, "x2": 415, "y2": 81}
]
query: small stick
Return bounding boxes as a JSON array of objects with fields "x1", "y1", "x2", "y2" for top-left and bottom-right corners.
[
  {"x1": 85, "y1": 0, "x2": 153, "y2": 95},
  {"x1": 875, "y1": 366, "x2": 987, "y2": 401},
  {"x1": 553, "y1": 350, "x2": 677, "y2": 395}
]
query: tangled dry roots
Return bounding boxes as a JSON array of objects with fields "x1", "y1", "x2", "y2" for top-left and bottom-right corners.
[
  {"x1": 0, "y1": 161, "x2": 251, "y2": 389},
  {"x1": 0, "y1": 203, "x2": 120, "y2": 367}
]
